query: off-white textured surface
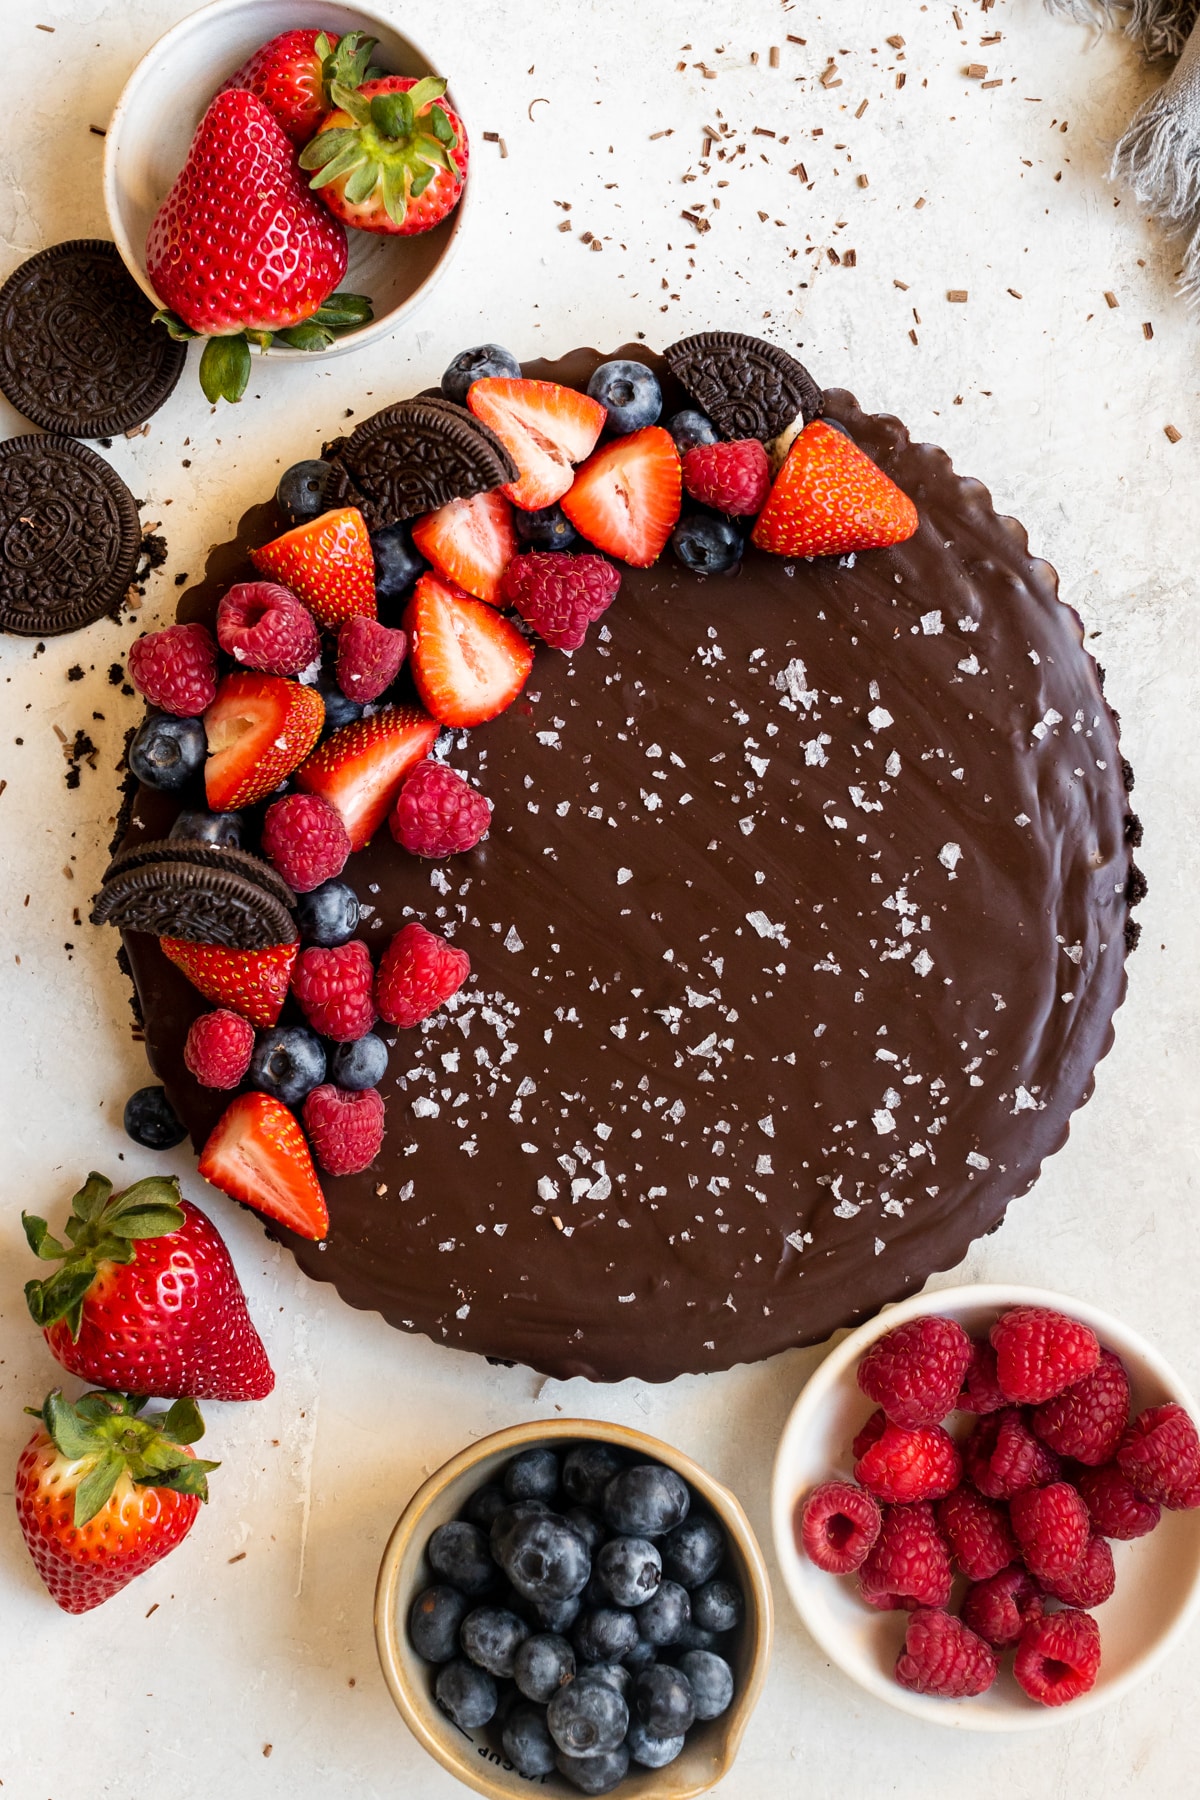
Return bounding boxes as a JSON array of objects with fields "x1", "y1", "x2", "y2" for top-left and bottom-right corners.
[{"x1": 1, "y1": 2, "x2": 1197, "y2": 1795}]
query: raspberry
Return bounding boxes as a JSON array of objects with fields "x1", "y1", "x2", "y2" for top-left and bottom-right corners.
[
  {"x1": 935, "y1": 1485, "x2": 1018, "y2": 1581},
  {"x1": 302, "y1": 1084, "x2": 386, "y2": 1176},
  {"x1": 894, "y1": 1608, "x2": 997, "y2": 1699},
  {"x1": 990, "y1": 1305, "x2": 1100, "y2": 1406},
  {"x1": 292, "y1": 940, "x2": 376, "y2": 1042},
  {"x1": 499, "y1": 551, "x2": 621, "y2": 651},
  {"x1": 963, "y1": 1408, "x2": 1062, "y2": 1500},
  {"x1": 336, "y1": 615, "x2": 407, "y2": 702},
  {"x1": 389, "y1": 760, "x2": 492, "y2": 859},
  {"x1": 127, "y1": 622, "x2": 218, "y2": 717},
  {"x1": 1075, "y1": 1460, "x2": 1161, "y2": 1539},
  {"x1": 852, "y1": 1408, "x2": 888, "y2": 1460},
  {"x1": 957, "y1": 1339, "x2": 1008, "y2": 1414},
  {"x1": 1031, "y1": 1347, "x2": 1130, "y2": 1466},
  {"x1": 681, "y1": 438, "x2": 772, "y2": 516},
  {"x1": 216, "y1": 580, "x2": 320, "y2": 676},
  {"x1": 858, "y1": 1502, "x2": 953, "y2": 1611},
  {"x1": 854, "y1": 1419, "x2": 962, "y2": 1504},
  {"x1": 798, "y1": 1481, "x2": 882, "y2": 1574},
  {"x1": 261, "y1": 793, "x2": 351, "y2": 892},
  {"x1": 1117, "y1": 1403, "x2": 1200, "y2": 1508},
  {"x1": 376, "y1": 921, "x2": 470, "y2": 1028},
  {"x1": 1013, "y1": 1608, "x2": 1101, "y2": 1707},
  {"x1": 960, "y1": 1565, "x2": 1043, "y2": 1649},
  {"x1": 1009, "y1": 1481, "x2": 1090, "y2": 1581},
  {"x1": 183, "y1": 1008, "x2": 255, "y2": 1089},
  {"x1": 857, "y1": 1315, "x2": 972, "y2": 1428},
  {"x1": 1040, "y1": 1533, "x2": 1115, "y2": 1608}
]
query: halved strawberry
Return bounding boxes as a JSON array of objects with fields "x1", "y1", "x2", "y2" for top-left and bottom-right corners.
[
  {"x1": 251, "y1": 507, "x2": 376, "y2": 627},
  {"x1": 203, "y1": 672, "x2": 324, "y2": 810},
  {"x1": 198, "y1": 1092, "x2": 328, "y2": 1241},
  {"x1": 161, "y1": 938, "x2": 299, "y2": 1029},
  {"x1": 296, "y1": 706, "x2": 439, "y2": 851},
  {"x1": 411, "y1": 489, "x2": 517, "y2": 605},
  {"x1": 404, "y1": 573, "x2": 533, "y2": 728},
  {"x1": 561, "y1": 426, "x2": 681, "y2": 568},
  {"x1": 751, "y1": 420, "x2": 919, "y2": 558},
  {"x1": 467, "y1": 379, "x2": 606, "y2": 511}
]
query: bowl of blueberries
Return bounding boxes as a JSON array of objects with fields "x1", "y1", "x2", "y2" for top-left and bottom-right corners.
[{"x1": 374, "y1": 1419, "x2": 773, "y2": 1798}]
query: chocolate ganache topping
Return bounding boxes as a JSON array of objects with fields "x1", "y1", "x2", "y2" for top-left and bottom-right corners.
[{"x1": 119, "y1": 347, "x2": 1140, "y2": 1382}]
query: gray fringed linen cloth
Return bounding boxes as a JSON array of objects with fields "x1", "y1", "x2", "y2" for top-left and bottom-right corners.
[{"x1": 1048, "y1": 1, "x2": 1200, "y2": 295}]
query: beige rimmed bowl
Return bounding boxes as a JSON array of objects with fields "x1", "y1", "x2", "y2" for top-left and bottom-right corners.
[
  {"x1": 375, "y1": 1418, "x2": 773, "y2": 1798},
  {"x1": 103, "y1": 0, "x2": 471, "y2": 360}
]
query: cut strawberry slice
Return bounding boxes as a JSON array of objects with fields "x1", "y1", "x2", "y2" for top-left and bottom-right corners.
[
  {"x1": 751, "y1": 420, "x2": 919, "y2": 558},
  {"x1": 161, "y1": 938, "x2": 298, "y2": 1029},
  {"x1": 404, "y1": 573, "x2": 534, "y2": 728},
  {"x1": 295, "y1": 706, "x2": 439, "y2": 851},
  {"x1": 251, "y1": 506, "x2": 376, "y2": 627},
  {"x1": 467, "y1": 378, "x2": 606, "y2": 511},
  {"x1": 198, "y1": 1091, "x2": 328, "y2": 1240},
  {"x1": 411, "y1": 489, "x2": 517, "y2": 606},
  {"x1": 561, "y1": 426, "x2": 681, "y2": 568},
  {"x1": 203, "y1": 672, "x2": 324, "y2": 810}
]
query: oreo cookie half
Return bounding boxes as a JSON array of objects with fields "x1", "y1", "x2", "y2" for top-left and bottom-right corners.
[
  {"x1": 91, "y1": 861, "x2": 297, "y2": 949},
  {"x1": 324, "y1": 397, "x2": 519, "y2": 526},
  {"x1": 664, "y1": 331, "x2": 824, "y2": 440},
  {"x1": 0, "y1": 434, "x2": 142, "y2": 637},
  {"x1": 101, "y1": 840, "x2": 297, "y2": 914},
  {"x1": 0, "y1": 241, "x2": 186, "y2": 438}
]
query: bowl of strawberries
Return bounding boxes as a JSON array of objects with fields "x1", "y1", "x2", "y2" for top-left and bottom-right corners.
[
  {"x1": 771, "y1": 1285, "x2": 1200, "y2": 1729},
  {"x1": 103, "y1": 0, "x2": 471, "y2": 401}
]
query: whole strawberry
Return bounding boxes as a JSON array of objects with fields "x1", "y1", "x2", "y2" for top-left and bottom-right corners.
[
  {"x1": 223, "y1": 29, "x2": 381, "y2": 144},
  {"x1": 23, "y1": 1172, "x2": 274, "y2": 1401},
  {"x1": 300, "y1": 76, "x2": 469, "y2": 236},
  {"x1": 16, "y1": 1389, "x2": 217, "y2": 1614}
]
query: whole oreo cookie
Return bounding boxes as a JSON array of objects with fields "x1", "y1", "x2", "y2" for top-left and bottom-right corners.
[
  {"x1": 664, "y1": 331, "x2": 824, "y2": 441},
  {"x1": 0, "y1": 241, "x2": 186, "y2": 438},
  {"x1": 323, "y1": 397, "x2": 519, "y2": 526},
  {"x1": 101, "y1": 839, "x2": 297, "y2": 914},
  {"x1": 91, "y1": 860, "x2": 297, "y2": 949},
  {"x1": 0, "y1": 434, "x2": 142, "y2": 637}
]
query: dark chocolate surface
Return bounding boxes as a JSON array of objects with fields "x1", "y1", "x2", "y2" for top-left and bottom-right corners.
[{"x1": 119, "y1": 347, "x2": 1137, "y2": 1383}]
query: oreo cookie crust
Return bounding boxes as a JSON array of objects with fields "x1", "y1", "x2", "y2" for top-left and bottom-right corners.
[
  {"x1": 0, "y1": 435, "x2": 141, "y2": 637},
  {"x1": 0, "y1": 240, "x2": 186, "y2": 438},
  {"x1": 665, "y1": 331, "x2": 824, "y2": 440},
  {"x1": 323, "y1": 397, "x2": 519, "y2": 526},
  {"x1": 101, "y1": 839, "x2": 297, "y2": 914},
  {"x1": 91, "y1": 861, "x2": 297, "y2": 949}
]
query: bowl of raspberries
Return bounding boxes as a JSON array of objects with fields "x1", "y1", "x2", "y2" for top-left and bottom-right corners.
[
  {"x1": 771, "y1": 1285, "x2": 1200, "y2": 1729},
  {"x1": 375, "y1": 1420, "x2": 773, "y2": 1796}
]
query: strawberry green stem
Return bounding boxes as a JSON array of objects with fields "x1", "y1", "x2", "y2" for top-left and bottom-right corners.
[
  {"x1": 152, "y1": 295, "x2": 375, "y2": 404},
  {"x1": 299, "y1": 77, "x2": 460, "y2": 228},
  {"x1": 23, "y1": 1173, "x2": 185, "y2": 1338},
  {"x1": 34, "y1": 1388, "x2": 219, "y2": 1526}
]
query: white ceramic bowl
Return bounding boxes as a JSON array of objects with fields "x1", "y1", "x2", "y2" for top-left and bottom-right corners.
[
  {"x1": 771, "y1": 1284, "x2": 1200, "y2": 1731},
  {"x1": 103, "y1": 0, "x2": 470, "y2": 359}
]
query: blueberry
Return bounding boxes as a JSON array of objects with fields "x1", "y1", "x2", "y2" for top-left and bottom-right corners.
[
  {"x1": 596, "y1": 1536, "x2": 661, "y2": 1608},
  {"x1": 370, "y1": 522, "x2": 426, "y2": 607},
  {"x1": 129, "y1": 714, "x2": 206, "y2": 791},
  {"x1": 529, "y1": 1591, "x2": 584, "y2": 1634},
  {"x1": 463, "y1": 1483, "x2": 508, "y2": 1531},
  {"x1": 504, "y1": 1447, "x2": 560, "y2": 1502},
  {"x1": 434, "y1": 1658, "x2": 497, "y2": 1729},
  {"x1": 670, "y1": 513, "x2": 743, "y2": 575},
  {"x1": 409, "y1": 1584, "x2": 470, "y2": 1662},
  {"x1": 679, "y1": 1649, "x2": 734, "y2": 1720},
  {"x1": 573, "y1": 1607, "x2": 639, "y2": 1665},
  {"x1": 565, "y1": 1507, "x2": 606, "y2": 1555},
  {"x1": 665, "y1": 408, "x2": 719, "y2": 455},
  {"x1": 460, "y1": 1605, "x2": 528, "y2": 1677},
  {"x1": 635, "y1": 1578, "x2": 690, "y2": 1647},
  {"x1": 661, "y1": 1511, "x2": 725, "y2": 1588},
  {"x1": 690, "y1": 1578, "x2": 743, "y2": 1634},
  {"x1": 634, "y1": 1663, "x2": 695, "y2": 1737},
  {"x1": 502, "y1": 1702, "x2": 558, "y2": 1777},
  {"x1": 276, "y1": 459, "x2": 333, "y2": 526},
  {"x1": 674, "y1": 1620, "x2": 719, "y2": 1652},
  {"x1": 427, "y1": 1521, "x2": 496, "y2": 1595},
  {"x1": 587, "y1": 359, "x2": 662, "y2": 435},
  {"x1": 247, "y1": 1027, "x2": 326, "y2": 1105},
  {"x1": 294, "y1": 879, "x2": 360, "y2": 947},
  {"x1": 575, "y1": 1662, "x2": 631, "y2": 1700},
  {"x1": 123, "y1": 1085, "x2": 187, "y2": 1150},
  {"x1": 625, "y1": 1717, "x2": 685, "y2": 1769},
  {"x1": 555, "y1": 1747, "x2": 630, "y2": 1795},
  {"x1": 621, "y1": 1636, "x2": 657, "y2": 1672},
  {"x1": 512, "y1": 503, "x2": 578, "y2": 551},
  {"x1": 169, "y1": 808, "x2": 243, "y2": 849},
  {"x1": 563, "y1": 1443, "x2": 626, "y2": 1510},
  {"x1": 329, "y1": 1032, "x2": 389, "y2": 1090},
  {"x1": 547, "y1": 1676, "x2": 628, "y2": 1757},
  {"x1": 313, "y1": 670, "x2": 363, "y2": 737},
  {"x1": 514, "y1": 1631, "x2": 576, "y2": 1703},
  {"x1": 441, "y1": 343, "x2": 523, "y2": 406},
  {"x1": 603, "y1": 1465, "x2": 690, "y2": 1538},
  {"x1": 491, "y1": 1512, "x2": 592, "y2": 1604}
]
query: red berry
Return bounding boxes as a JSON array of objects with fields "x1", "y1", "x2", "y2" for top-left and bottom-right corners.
[
  {"x1": 183, "y1": 1008, "x2": 255, "y2": 1089},
  {"x1": 751, "y1": 420, "x2": 918, "y2": 558},
  {"x1": 389, "y1": 760, "x2": 492, "y2": 859},
  {"x1": 215, "y1": 581, "x2": 320, "y2": 676},
  {"x1": 375, "y1": 921, "x2": 469, "y2": 1029},
  {"x1": 935, "y1": 1485, "x2": 1018, "y2": 1582},
  {"x1": 1117, "y1": 1403, "x2": 1200, "y2": 1508},
  {"x1": 854, "y1": 1419, "x2": 961, "y2": 1505},
  {"x1": 499, "y1": 551, "x2": 621, "y2": 652},
  {"x1": 858, "y1": 1501, "x2": 953, "y2": 1611},
  {"x1": 1031, "y1": 1348, "x2": 1130, "y2": 1466},
  {"x1": 798, "y1": 1481, "x2": 882, "y2": 1575},
  {"x1": 957, "y1": 1339, "x2": 1008, "y2": 1414},
  {"x1": 561, "y1": 426, "x2": 682, "y2": 568},
  {"x1": 990, "y1": 1305, "x2": 1100, "y2": 1406},
  {"x1": 851, "y1": 1408, "x2": 888, "y2": 1461},
  {"x1": 963, "y1": 1408, "x2": 1062, "y2": 1500},
  {"x1": 127, "y1": 623, "x2": 218, "y2": 717},
  {"x1": 895, "y1": 1608, "x2": 998, "y2": 1699},
  {"x1": 1075, "y1": 1460, "x2": 1162, "y2": 1539},
  {"x1": 1040, "y1": 1533, "x2": 1116, "y2": 1608},
  {"x1": 1014, "y1": 1608, "x2": 1101, "y2": 1707},
  {"x1": 336, "y1": 615, "x2": 407, "y2": 703},
  {"x1": 292, "y1": 940, "x2": 376, "y2": 1042},
  {"x1": 1009, "y1": 1481, "x2": 1090, "y2": 1581},
  {"x1": 682, "y1": 439, "x2": 771, "y2": 516},
  {"x1": 302, "y1": 1084, "x2": 386, "y2": 1177},
  {"x1": 261, "y1": 792, "x2": 352, "y2": 892},
  {"x1": 960, "y1": 1565, "x2": 1043, "y2": 1649},
  {"x1": 857, "y1": 1315, "x2": 973, "y2": 1428}
]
